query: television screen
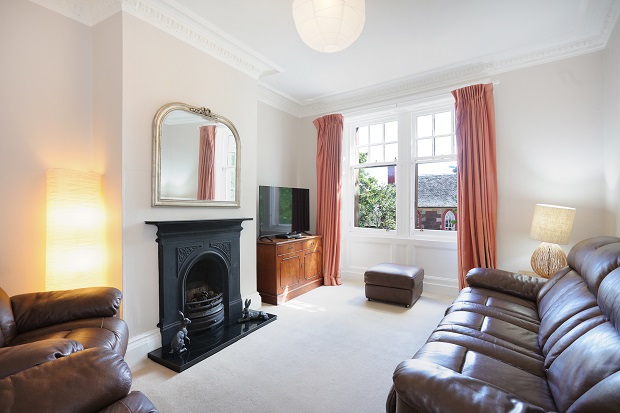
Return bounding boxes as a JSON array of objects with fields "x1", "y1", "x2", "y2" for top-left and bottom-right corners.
[{"x1": 259, "y1": 186, "x2": 310, "y2": 238}]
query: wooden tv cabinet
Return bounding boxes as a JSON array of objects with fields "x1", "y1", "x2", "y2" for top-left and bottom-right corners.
[{"x1": 257, "y1": 235, "x2": 323, "y2": 305}]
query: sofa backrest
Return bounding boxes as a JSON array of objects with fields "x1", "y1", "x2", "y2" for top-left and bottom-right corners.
[
  {"x1": 0, "y1": 288, "x2": 16, "y2": 347},
  {"x1": 536, "y1": 236, "x2": 620, "y2": 412}
]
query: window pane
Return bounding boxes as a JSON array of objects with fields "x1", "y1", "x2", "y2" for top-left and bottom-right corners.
[
  {"x1": 385, "y1": 143, "x2": 398, "y2": 162},
  {"x1": 434, "y1": 111, "x2": 452, "y2": 135},
  {"x1": 357, "y1": 126, "x2": 368, "y2": 146},
  {"x1": 385, "y1": 121, "x2": 398, "y2": 142},
  {"x1": 356, "y1": 147, "x2": 369, "y2": 164},
  {"x1": 369, "y1": 124, "x2": 383, "y2": 144},
  {"x1": 435, "y1": 136, "x2": 452, "y2": 156},
  {"x1": 415, "y1": 161, "x2": 457, "y2": 230},
  {"x1": 417, "y1": 115, "x2": 432, "y2": 137},
  {"x1": 417, "y1": 138, "x2": 433, "y2": 157},
  {"x1": 353, "y1": 166, "x2": 396, "y2": 230},
  {"x1": 369, "y1": 145, "x2": 383, "y2": 163}
]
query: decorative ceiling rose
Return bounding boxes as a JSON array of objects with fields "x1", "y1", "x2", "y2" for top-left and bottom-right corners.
[{"x1": 292, "y1": 0, "x2": 365, "y2": 53}]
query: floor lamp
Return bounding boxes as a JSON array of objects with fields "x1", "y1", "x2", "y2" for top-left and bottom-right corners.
[
  {"x1": 530, "y1": 204, "x2": 576, "y2": 278},
  {"x1": 46, "y1": 169, "x2": 105, "y2": 291}
]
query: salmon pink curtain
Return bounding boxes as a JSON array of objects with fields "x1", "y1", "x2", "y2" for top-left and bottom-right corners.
[
  {"x1": 314, "y1": 114, "x2": 344, "y2": 286},
  {"x1": 197, "y1": 125, "x2": 216, "y2": 200},
  {"x1": 452, "y1": 83, "x2": 498, "y2": 290}
]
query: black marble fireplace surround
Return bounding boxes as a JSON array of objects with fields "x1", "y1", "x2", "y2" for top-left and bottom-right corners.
[{"x1": 145, "y1": 219, "x2": 275, "y2": 372}]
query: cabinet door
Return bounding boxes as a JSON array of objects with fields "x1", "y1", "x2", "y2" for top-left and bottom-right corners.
[
  {"x1": 278, "y1": 254, "x2": 302, "y2": 292},
  {"x1": 303, "y1": 249, "x2": 322, "y2": 281}
]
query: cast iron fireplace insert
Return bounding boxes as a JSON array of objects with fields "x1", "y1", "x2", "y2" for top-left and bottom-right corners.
[{"x1": 145, "y1": 219, "x2": 276, "y2": 372}]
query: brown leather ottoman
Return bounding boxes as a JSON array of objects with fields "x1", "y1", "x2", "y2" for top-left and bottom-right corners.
[{"x1": 364, "y1": 263, "x2": 424, "y2": 307}]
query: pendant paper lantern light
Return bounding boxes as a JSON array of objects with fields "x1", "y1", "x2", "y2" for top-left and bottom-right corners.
[
  {"x1": 46, "y1": 169, "x2": 105, "y2": 291},
  {"x1": 292, "y1": 0, "x2": 365, "y2": 53}
]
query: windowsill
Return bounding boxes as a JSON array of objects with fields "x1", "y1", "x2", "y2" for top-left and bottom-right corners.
[{"x1": 347, "y1": 228, "x2": 457, "y2": 245}]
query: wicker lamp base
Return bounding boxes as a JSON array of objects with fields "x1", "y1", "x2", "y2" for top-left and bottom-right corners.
[{"x1": 531, "y1": 242, "x2": 567, "y2": 278}]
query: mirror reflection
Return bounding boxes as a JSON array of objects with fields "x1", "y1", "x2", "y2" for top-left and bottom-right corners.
[{"x1": 152, "y1": 103, "x2": 240, "y2": 207}]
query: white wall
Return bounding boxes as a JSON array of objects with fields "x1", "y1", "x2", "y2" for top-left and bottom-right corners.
[
  {"x1": 256, "y1": 103, "x2": 321, "y2": 233},
  {"x1": 93, "y1": 12, "x2": 123, "y2": 294},
  {"x1": 604, "y1": 18, "x2": 620, "y2": 236},
  {"x1": 494, "y1": 52, "x2": 606, "y2": 271},
  {"x1": 0, "y1": 1, "x2": 96, "y2": 295},
  {"x1": 257, "y1": 102, "x2": 301, "y2": 188},
  {"x1": 120, "y1": 14, "x2": 259, "y2": 345}
]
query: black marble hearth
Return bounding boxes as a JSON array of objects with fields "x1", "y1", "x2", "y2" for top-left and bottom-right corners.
[
  {"x1": 147, "y1": 314, "x2": 276, "y2": 372},
  {"x1": 145, "y1": 219, "x2": 276, "y2": 372}
]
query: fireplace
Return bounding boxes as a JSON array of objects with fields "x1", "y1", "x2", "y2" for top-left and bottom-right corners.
[{"x1": 145, "y1": 219, "x2": 276, "y2": 372}]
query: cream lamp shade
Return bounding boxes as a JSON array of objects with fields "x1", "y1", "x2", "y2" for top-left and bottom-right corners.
[
  {"x1": 46, "y1": 169, "x2": 105, "y2": 291},
  {"x1": 529, "y1": 204, "x2": 576, "y2": 278},
  {"x1": 292, "y1": 0, "x2": 365, "y2": 53}
]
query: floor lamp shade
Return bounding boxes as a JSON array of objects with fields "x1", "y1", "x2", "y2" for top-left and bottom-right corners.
[
  {"x1": 292, "y1": 0, "x2": 365, "y2": 53},
  {"x1": 530, "y1": 204, "x2": 576, "y2": 278},
  {"x1": 46, "y1": 169, "x2": 105, "y2": 291}
]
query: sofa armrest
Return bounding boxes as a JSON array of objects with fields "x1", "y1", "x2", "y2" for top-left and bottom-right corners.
[
  {"x1": 0, "y1": 347, "x2": 132, "y2": 413},
  {"x1": 466, "y1": 268, "x2": 547, "y2": 301},
  {"x1": 11, "y1": 287, "x2": 122, "y2": 333},
  {"x1": 97, "y1": 391, "x2": 159, "y2": 413},
  {"x1": 392, "y1": 359, "x2": 547, "y2": 413},
  {"x1": 0, "y1": 338, "x2": 83, "y2": 379}
]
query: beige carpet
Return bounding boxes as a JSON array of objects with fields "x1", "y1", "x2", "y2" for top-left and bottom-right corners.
[{"x1": 131, "y1": 276, "x2": 454, "y2": 413}]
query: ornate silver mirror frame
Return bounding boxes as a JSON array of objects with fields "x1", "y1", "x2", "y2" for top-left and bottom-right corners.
[{"x1": 152, "y1": 102, "x2": 240, "y2": 207}]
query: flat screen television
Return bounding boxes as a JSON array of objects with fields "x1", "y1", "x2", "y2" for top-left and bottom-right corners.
[{"x1": 258, "y1": 185, "x2": 310, "y2": 238}]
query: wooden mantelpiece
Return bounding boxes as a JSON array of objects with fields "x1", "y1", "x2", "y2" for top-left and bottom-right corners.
[{"x1": 256, "y1": 235, "x2": 323, "y2": 305}]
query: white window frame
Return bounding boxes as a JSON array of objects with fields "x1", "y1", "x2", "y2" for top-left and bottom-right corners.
[
  {"x1": 342, "y1": 95, "x2": 457, "y2": 243},
  {"x1": 411, "y1": 103, "x2": 457, "y2": 239},
  {"x1": 348, "y1": 116, "x2": 399, "y2": 234}
]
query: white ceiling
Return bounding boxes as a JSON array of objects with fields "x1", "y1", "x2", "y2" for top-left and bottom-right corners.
[
  {"x1": 170, "y1": 0, "x2": 616, "y2": 103},
  {"x1": 31, "y1": 0, "x2": 620, "y2": 114}
]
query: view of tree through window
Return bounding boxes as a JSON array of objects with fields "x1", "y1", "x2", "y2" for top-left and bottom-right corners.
[{"x1": 353, "y1": 121, "x2": 397, "y2": 230}]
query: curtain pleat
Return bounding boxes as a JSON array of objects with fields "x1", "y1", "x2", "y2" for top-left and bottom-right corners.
[
  {"x1": 197, "y1": 125, "x2": 216, "y2": 200},
  {"x1": 314, "y1": 114, "x2": 344, "y2": 286},
  {"x1": 452, "y1": 83, "x2": 498, "y2": 290}
]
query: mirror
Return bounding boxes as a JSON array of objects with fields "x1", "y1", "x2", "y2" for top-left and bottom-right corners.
[{"x1": 152, "y1": 102, "x2": 240, "y2": 207}]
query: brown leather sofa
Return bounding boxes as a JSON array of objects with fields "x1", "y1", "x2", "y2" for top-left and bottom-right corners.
[
  {"x1": 388, "y1": 236, "x2": 620, "y2": 413},
  {"x1": 0, "y1": 286, "x2": 158, "y2": 412}
]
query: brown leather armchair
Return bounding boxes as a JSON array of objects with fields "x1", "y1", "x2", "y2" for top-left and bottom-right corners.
[{"x1": 0, "y1": 286, "x2": 158, "y2": 413}]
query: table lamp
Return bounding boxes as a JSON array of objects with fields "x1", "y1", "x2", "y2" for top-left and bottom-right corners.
[{"x1": 529, "y1": 204, "x2": 576, "y2": 278}]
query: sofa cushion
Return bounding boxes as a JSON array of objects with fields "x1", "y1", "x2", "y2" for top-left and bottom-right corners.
[
  {"x1": 599, "y1": 268, "x2": 620, "y2": 332},
  {"x1": 0, "y1": 338, "x2": 83, "y2": 379},
  {"x1": 9, "y1": 317, "x2": 129, "y2": 356},
  {"x1": 537, "y1": 270, "x2": 600, "y2": 356},
  {"x1": 546, "y1": 322, "x2": 620, "y2": 413},
  {"x1": 0, "y1": 347, "x2": 132, "y2": 413},
  {"x1": 11, "y1": 287, "x2": 122, "y2": 334}
]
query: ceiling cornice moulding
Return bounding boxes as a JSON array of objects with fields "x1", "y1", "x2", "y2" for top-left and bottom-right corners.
[
  {"x1": 120, "y1": 0, "x2": 279, "y2": 80},
  {"x1": 30, "y1": 0, "x2": 619, "y2": 117},
  {"x1": 29, "y1": 0, "x2": 280, "y2": 80}
]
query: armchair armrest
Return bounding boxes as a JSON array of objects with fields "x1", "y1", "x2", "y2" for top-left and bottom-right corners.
[
  {"x1": 0, "y1": 338, "x2": 83, "y2": 379},
  {"x1": 11, "y1": 287, "x2": 122, "y2": 333},
  {"x1": 392, "y1": 359, "x2": 547, "y2": 413},
  {"x1": 98, "y1": 391, "x2": 159, "y2": 413},
  {"x1": 466, "y1": 268, "x2": 547, "y2": 301},
  {"x1": 0, "y1": 347, "x2": 132, "y2": 413}
]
